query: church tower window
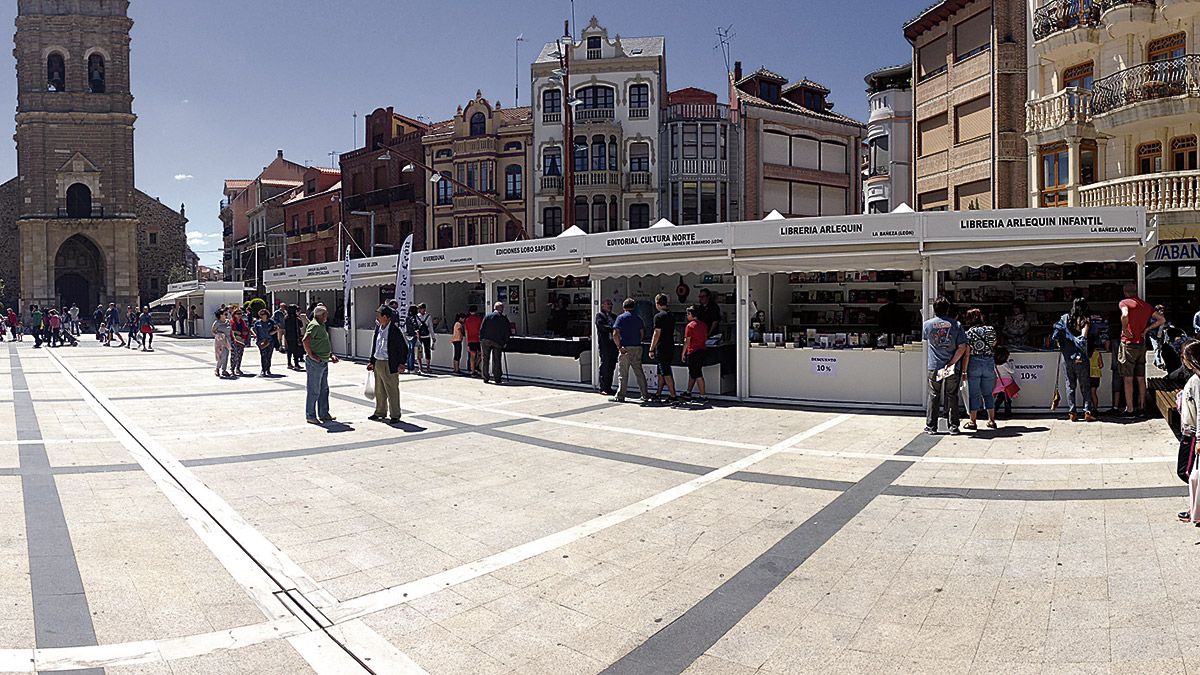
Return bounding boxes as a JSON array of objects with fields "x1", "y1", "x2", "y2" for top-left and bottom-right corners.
[
  {"x1": 88, "y1": 54, "x2": 105, "y2": 93},
  {"x1": 47, "y1": 53, "x2": 64, "y2": 91}
]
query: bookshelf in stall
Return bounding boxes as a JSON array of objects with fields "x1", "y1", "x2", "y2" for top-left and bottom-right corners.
[
  {"x1": 941, "y1": 263, "x2": 1135, "y2": 345},
  {"x1": 669, "y1": 273, "x2": 737, "y2": 341},
  {"x1": 782, "y1": 270, "x2": 923, "y2": 349},
  {"x1": 546, "y1": 276, "x2": 592, "y2": 336}
]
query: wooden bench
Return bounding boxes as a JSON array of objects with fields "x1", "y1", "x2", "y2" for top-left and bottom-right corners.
[{"x1": 1150, "y1": 377, "x2": 1182, "y2": 437}]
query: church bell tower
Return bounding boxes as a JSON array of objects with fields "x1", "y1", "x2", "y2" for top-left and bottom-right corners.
[{"x1": 13, "y1": 0, "x2": 140, "y2": 309}]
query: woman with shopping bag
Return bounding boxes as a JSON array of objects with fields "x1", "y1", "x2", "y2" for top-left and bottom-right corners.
[{"x1": 366, "y1": 305, "x2": 409, "y2": 423}]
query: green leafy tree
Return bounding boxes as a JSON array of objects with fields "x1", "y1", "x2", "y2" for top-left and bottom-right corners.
[{"x1": 243, "y1": 297, "x2": 267, "y2": 317}]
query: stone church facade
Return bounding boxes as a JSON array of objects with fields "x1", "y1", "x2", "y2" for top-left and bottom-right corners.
[{"x1": 0, "y1": 0, "x2": 194, "y2": 312}]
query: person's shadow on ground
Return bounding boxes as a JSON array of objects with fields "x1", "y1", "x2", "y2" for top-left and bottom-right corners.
[
  {"x1": 966, "y1": 425, "x2": 1050, "y2": 439},
  {"x1": 320, "y1": 420, "x2": 354, "y2": 433},
  {"x1": 387, "y1": 420, "x2": 426, "y2": 433}
]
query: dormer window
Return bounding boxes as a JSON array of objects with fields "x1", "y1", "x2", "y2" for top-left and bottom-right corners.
[
  {"x1": 802, "y1": 90, "x2": 825, "y2": 111},
  {"x1": 758, "y1": 81, "x2": 780, "y2": 103},
  {"x1": 469, "y1": 112, "x2": 486, "y2": 137},
  {"x1": 47, "y1": 53, "x2": 65, "y2": 92},
  {"x1": 586, "y1": 36, "x2": 602, "y2": 59},
  {"x1": 87, "y1": 54, "x2": 105, "y2": 93}
]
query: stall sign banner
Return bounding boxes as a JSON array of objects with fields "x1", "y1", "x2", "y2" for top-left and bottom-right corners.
[
  {"x1": 394, "y1": 234, "x2": 413, "y2": 309},
  {"x1": 342, "y1": 245, "x2": 351, "y2": 332},
  {"x1": 1151, "y1": 240, "x2": 1200, "y2": 262},
  {"x1": 413, "y1": 247, "x2": 477, "y2": 270},
  {"x1": 731, "y1": 214, "x2": 919, "y2": 249},
  {"x1": 585, "y1": 223, "x2": 728, "y2": 258},
  {"x1": 263, "y1": 263, "x2": 333, "y2": 284},
  {"x1": 166, "y1": 280, "x2": 200, "y2": 293},
  {"x1": 922, "y1": 207, "x2": 1145, "y2": 243},
  {"x1": 484, "y1": 240, "x2": 582, "y2": 265},
  {"x1": 1012, "y1": 362, "x2": 1044, "y2": 383},
  {"x1": 811, "y1": 355, "x2": 838, "y2": 376}
]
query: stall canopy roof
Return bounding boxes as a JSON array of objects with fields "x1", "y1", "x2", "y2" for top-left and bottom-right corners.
[
  {"x1": 146, "y1": 289, "x2": 193, "y2": 308},
  {"x1": 589, "y1": 254, "x2": 733, "y2": 280},
  {"x1": 924, "y1": 241, "x2": 1142, "y2": 270}
]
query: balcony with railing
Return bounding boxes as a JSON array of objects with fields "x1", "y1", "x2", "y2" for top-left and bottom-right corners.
[
  {"x1": 1161, "y1": 0, "x2": 1200, "y2": 22},
  {"x1": 453, "y1": 136, "x2": 495, "y2": 154},
  {"x1": 665, "y1": 103, "x2": 730, "y2": 122},
  {"x1": 1079, "y1": 169, "x2": 1200, "y2": 212},
  {"x1": 56, "y1": 206, "x2": 106, "y2": 218},
  {"x1": 542, "y1": 111, "x2": 561, "y2": 124},
  {"x1": 1026, "y1": 87, "x2": 1094, "y2": 134},
  {"x1": 540, "y1": 175, "x2": 564, "y2": 193},
  {"x1": 628, "y1": 107, "x2": 649, "y2": 120},
  {"x1": 668, "y1": 159, "x2": 729, "y2": 177},
  {"x1": 1098, "y1": 0, "x2": 1155, "y2": 37},
  {"x1": 574, "y1": 107, "x2": 615, "y2": 122},
  {"x1": 627, "y1": 171, "x2": 652, "y2": 189},
  {"x1": 340, "y1": 183, "x2": 416, "y2": 211},
  {"x1": 573, "y1": 171, "x2": 621, "y2": 187},
  {"x1": 1091, "y1": 54, "x2": 1200, "y2": 128},
  {"x1": 1033, "y1": 0, "x2": 1102, "y2": 58}
]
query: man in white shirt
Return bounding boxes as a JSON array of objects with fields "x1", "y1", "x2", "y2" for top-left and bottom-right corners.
[{"x1": 367, "y1": 305, "x2": 408, "y2": 422}]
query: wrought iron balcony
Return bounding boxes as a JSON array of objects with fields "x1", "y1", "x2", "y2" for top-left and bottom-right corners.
[
  {"x1": 1026, "y1": 87, "x2": 1094, "y2": 132},
  {"x1": 1033, "y1": 0, "x2": 1101, "y2": 41},
  {"x1": 1091, "y1": 54, "x2": 1200, "y2": 115},
  {"x1": 575, "y1": 107, "x2": 615, "y2": 122},
  {"x1": 668, "y1": 159, "x2": 729, "y2": 177}
]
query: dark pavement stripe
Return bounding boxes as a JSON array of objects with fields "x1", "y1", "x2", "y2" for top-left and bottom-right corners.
[
  {"x1": 8, "y1": 346, "x2": 103, "y2": 674},
  {"x1": 601, "y1": 432, "x2": 942, "y2": 675},
  {"x1": 885, "y1": 483, "x2": 1189, "y2": 500}
]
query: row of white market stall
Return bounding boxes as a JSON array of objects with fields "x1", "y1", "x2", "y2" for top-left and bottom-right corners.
[
  {"x1": 263, "y1": 207, "x2": 1151, "y2": 410},
  {"x1": 147, "y1": 280, "x2": 247, "y2": 338}
]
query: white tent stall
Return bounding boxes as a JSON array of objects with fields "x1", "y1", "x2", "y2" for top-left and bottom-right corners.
[{"x1": 147, "y1": 280, "x2": 246, "y2": 338}]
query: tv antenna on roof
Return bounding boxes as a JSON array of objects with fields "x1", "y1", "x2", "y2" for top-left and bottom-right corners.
[{"x1": 715, "y1": 24, "x2": 735, "y2": 75}]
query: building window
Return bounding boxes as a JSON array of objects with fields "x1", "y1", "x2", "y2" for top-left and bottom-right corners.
[
  {"x1": 1138, "y1": 141, "x2": 1162, "y2": 174},
  {"x1": 306, "y1": 179, "x2": 316, "y2": 195},
  {"x1": 543, "y1": 207, "x2": 563, "y2": 236},
  {"x1": 323, "y1": 206, "x2": 332, "y2": 223},
  {"x1": 306, "y1": 211, "x2": 315, "y2": 227},
  {"x1": 609, "y1": 196, "x2": 618, "y2": 231},
  {"x1": 868, "y1": 135, "x2": 890, "y2": 175},
  {"x1": 437, "y1": 223, "x2": 453, "y2": 248},
  {"x1": 574, "y1": 135, "x2": 588, "y2": 172},
  {"x1": 465, "y1": 163, "x2": 476, "y2": 189},
  {"x1": 918, "y1": 35, "x2": 948, "y2": 80},
  {"x1": 308, "y1": 250, "x2": 318, "y2": 265},
  {"x1": 629, "y1": 83, "x2": 649, "y2": 109},
  {"x1": 630, "y1": 142, "x2": 649, "y2": 172},
  {"x1": 470, "y1": 112, "x2": 486, "y2": 136},
  {"x1": 503, "y1": 141, "x2": 523, "y2": 151},
  {"x1": 577, "y1": 85, "x2": 614, "y2": 109},
  {"x1": 323, "y1": 247, "x2": 334, "y2": 262},
  {"x1": 480, "y1": 161, "x2": 491, "y2": 191},
  {"x1": 1081, "y1": 140, "x2": 1097, "y2": 185},
  {"x1": 375, "y1": 221, "x2": 389, "y2": 247},
  {"x1": 1063, "y1": 61, "x2": 1094, "y2": 90},
  {"x1": 700, "y1": 182, "x2": 718, "y2": 223},
  {"x1": 46, "y1": 53, "x2": 65, "y2": 91},
  {"x1": 587, "y1": 35, "x2": 602, "y2": 59},
  {"x1": 592, "y1": 195, "x2": 608, "y2": 233},
  {"x1": 1041, "y1": 143, "x2": 1069, "y2": 207},
  {"x1": 543, "y1": 89, "x2": 561, "y2": 113},
  {"x1": 868, "y1": 200, "x2": 889, "y2": 214},
  {"x1": 435, "y1": 148, "x2": 454, "y2": 158},
  {"x1": 150, "y1": 277, "x2": 159, "y2": 291},
  {"x1": 670, "y1": 126, "x2": 678, "y2": 161},
  {"x1": 683, "y1": 124, "x2": 698, "y2": 159},
  {"x1": 1173, "y1": 136, "x2": 1198, "y2": 171},
  {"x1": 918, "y1": 113, "x2": 949, "y2": 156},
  {"x1": 291, "y1": 214, "x2": 299, "y2": 230},
  {"x1": 608, "y1": 139, "x2": 618, "y2": 171},
  {"x1": 436, "y1": 172, "x2": 453, "y2": 204},
  {"x1": 504, "y1": 164, "x2": 522, "y2": 200},
  {"x1": 954, "y1": 95, "x2": 990, "y2": 144},
  {"x1": 954, "y1": 10, "x2": 990, "y2": 62},
  {"x1": 1149, "y1": 32, "x2": 1186, "y2": 62},
  {"x1": 681, "y1": 181, "x2": 699, "y2": 225},
  {"x1": 592, "y1": 135, "x2": 607, "y2": 171},
  {"x1": 87, "y1": 54, "x2": 105, "y2": 93},
  {"x1": 351, "y1": 173, "x2": 362, "y2": 194},
  {"x1": 700, "y1": 125, "x2": 718, "y2": 160},
  {"x1": 574, "y1": 196, "x2": 589, "y2": 231},
  {"x1": 918, "y1": 188, "x2": 948, "y2": 212},
  {"x1": 373, "y1": 165, "x2": 387, "y2": 190},
  {"x1": 543, "y1": 147, "x2": 561, "y2": 176},
  {"x1": 629, "y1": 203, "x2": 650, "y2": 229},
  {"x1": 148, "y1": 232, "x2": 158, "y2": 245},
  {"x1": 758, "y1": 81, "x2": 780, "y2": 103},
  {"x1": 66, "y1": 183, "x2": 92, "y2": 218},
  {"x1": 956, "y1": 180, "x2": 991, "y2": 210}
]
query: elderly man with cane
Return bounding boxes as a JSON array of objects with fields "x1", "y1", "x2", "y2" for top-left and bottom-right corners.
[{"x1": 367, "y1": 305, "x2": 408, "y2": 423}]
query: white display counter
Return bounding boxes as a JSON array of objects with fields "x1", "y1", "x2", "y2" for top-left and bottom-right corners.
[
  {"x1": 504, "y1": 350, "x2": 592, "y2": 385},
  {"x1": 1003, "y1": 350, "x2": 1115, "y2": 412},
  {"x1": 748, "y1": 346, "x2": 927, "y2": 408}
]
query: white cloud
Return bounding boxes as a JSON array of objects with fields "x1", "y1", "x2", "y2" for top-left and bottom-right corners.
[{"x1": 174, "y1": 173, "x2": 194, "y2": 181}]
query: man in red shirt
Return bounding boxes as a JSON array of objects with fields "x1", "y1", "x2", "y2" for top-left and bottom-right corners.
[
  {"x1": 1118, "y1": 284, "x2": 1165, "y2": 415},
  {"x1": 463, "y1": 305, "x2": 483, "y2": 377}
]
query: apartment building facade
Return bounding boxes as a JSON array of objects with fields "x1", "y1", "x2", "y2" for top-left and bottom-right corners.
[
  {"x1": 531, "y1": 17, "x2": 665, "y2": 236},
  {"x1": 281, "y1": 166, "x2": 341, "y2": 267},
  {"x1": 423, "y1": 92, "x2": 532, "y2": 248},
  {"x1": 732, "y1": 63, "x2": 865, "y2": 218},
  {"x1": 905, "y1": 0, "x2": 1028, "y2": 211},
  {"x1": 221, "y1": 150, "x2": 307, "y2": 282},
  {"x1": 659, "y1": 87, "x2": 742, "y2": 224},
  {"x1": 339, "y1": 108, "x2": 429, "y2": 255},
  {"x1": 863, "y1": 65, "x2": 914, "y2": 213},
  {"x1": 1025, "y1": 0, "x2": 1200, "y2": 236}
]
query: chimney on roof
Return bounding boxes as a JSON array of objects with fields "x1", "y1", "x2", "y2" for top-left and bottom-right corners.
[
  {"x1": 734, "y1": 61, "x2": 742, "y2": 81},
  {"x1": 277, "y1": 149, "x2": 284, "y2": 159}
]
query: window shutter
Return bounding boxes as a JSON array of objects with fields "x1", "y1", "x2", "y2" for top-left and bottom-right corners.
[
  {"x1": 955, "y1": 180, "x2": 991, "y2": 209},
  {"x1": 763, "y1": 132, "x2": 790, "y2": 166},
  {"x1": 919, "y1": 114, "x2": 949, "y2": 155},
  {"x1": 820, "y1": 186, "x2": 847, "y2": 216},
  {"x1": 954, "y1": 11, "x2": 990, "y2": 60},
  {"x1": 793, "y1": 183, "x2": 820, "y2": 216},
  {"x1": 792, "y1": 136, "x2": 820, "y2": 170},
  {"x1": 918, "y1": 189, "x2": 948, "y2": 211},
  {"x1": 763, "y1": 179, "x2": 790, "y2": 214},
  {"x1": 954, "y1": 96, "x2": 991, "y2": 143},
  {"x1": 919, "y1": 35, "x2": 947, "y2": 78}
]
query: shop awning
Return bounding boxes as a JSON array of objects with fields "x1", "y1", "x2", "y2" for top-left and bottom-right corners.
[
  {"x1": 481, "y1": 260, "x2": 588, "y2": 283},
  {"x1": 296, "y1": 275, "x2": 344, "y2": 292},
  {"x1": 729, "y1": 247, "x2": 916, "y2": 273},
  {"x1": 412, "y1": 268, "x2": 481, "y2": 285},
  {"x1": 146, "y1": 289, "x2": 192, "y2": 308},
  {"x1": 588, "y1": 254, "x2": 733, "y2": 280},
  {"x1": 924, "y1": 241, "x2": 1141, "y2": 270}
]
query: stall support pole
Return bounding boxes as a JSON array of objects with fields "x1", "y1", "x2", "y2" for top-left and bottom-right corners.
[
  {"x1": 736, "y1": 274, "x2": 750, "y2": 400},
  {"x1": 485, "y1": 281, "x2": 494, "y2": 310},
  {"x1": 348, "y1": 287, "x2": 357, "y2": 360},
  {"x1": 1136, "y1": 248, "x2": 1147, "y2": 298},
  {"x1": 590, "y1": 278, "x2": 601, "y2": 390}
]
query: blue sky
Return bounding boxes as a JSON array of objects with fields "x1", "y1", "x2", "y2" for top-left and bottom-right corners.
[{"x1": 0, "y1": 0, "x2": 931, "y2": 268}]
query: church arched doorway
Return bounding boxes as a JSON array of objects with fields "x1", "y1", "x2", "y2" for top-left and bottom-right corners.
[
  {"x1": 66, "y1": 183, "x2": 92, "y2": 218},
  {"x1": 54, "y1": 234, "x2": 105, "y2": 309}
]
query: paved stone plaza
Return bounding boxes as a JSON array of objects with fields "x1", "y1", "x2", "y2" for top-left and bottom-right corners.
[{"x1": 0, "y1": 336, "x2": 1196, "y2": 674}]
